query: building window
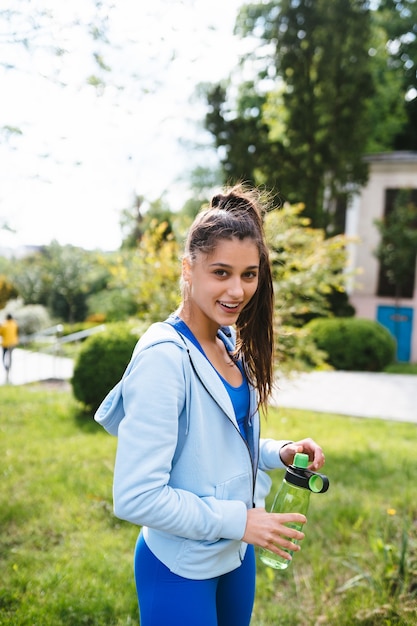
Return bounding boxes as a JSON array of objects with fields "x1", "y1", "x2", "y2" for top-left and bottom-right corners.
[{"x1": 376, "y1": 188, "x2": 417, "y2": 299}]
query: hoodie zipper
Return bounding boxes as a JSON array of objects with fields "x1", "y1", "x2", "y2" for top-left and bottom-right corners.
[{"x1": 165, "y1": 321, "x2": 259, "y2": 507}]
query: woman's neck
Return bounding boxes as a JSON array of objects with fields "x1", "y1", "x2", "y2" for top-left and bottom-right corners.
[{"x1": 175, "y1": 306, "x2": 219, "y2": 345}]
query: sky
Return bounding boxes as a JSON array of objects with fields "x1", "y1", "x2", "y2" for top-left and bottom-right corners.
[{"x1": 0, "y1": 0, "x2": 244, "y2": 253}]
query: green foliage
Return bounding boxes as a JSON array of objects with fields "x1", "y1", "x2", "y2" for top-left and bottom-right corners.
[
  {"x1": 376, "y1": 0, "x2": 417, "y2": 149},
  {"x1": 119, "y1": 194, "x2": 145, "y2": 249},
  {"x1": 9, "y1": 253, "x2": 50, "y2": 305},
  {"x1": 205, "y1": 81, "x2": 272, "y2": 188},
  {"x1": 365, "y1": 18, "x2": 408, "y2": 153},
  {"x1": 7, "y1": 198, "x2": 358, "y2": 373},
  {"x1": 71, "y1": 323, "x2": 140, "y2": 411},
  {"x1": 0, "y1": 275, "x2": 18, "y2": 308},
  {"x1": 266, "y1": 204, "x2": 352, "y2": 321},
  {"x1": 306, "y1": 317, "x2": 396, "y2": 371},
  {"x1": 374, "y1": 190, "x2": 417, "y2": 300},
  {"x1": 264, "y1": 203, "x2": 356, "y2": 370},
  {"x1": 108, "y1": 221, "x2": 182, "y2": 323},
  {"x1": 87, "y1": 287, "x2": 137, "y2": 322},
  {"x1": 1, "y1": 386, "x2": 416, "y2": 624},
  {"x1": 120, "y1": 195, "x2": 179, "y2": 250},
  {"x1": 205, "y1": 0, "x2": 417, "y2": 229},
  {"x1": 10, "y1": 242, "x2": 111, "y2": 323},
  {"x1": 8, "y1": 302, "x2": 52, "y2": 337},
  {"x1": 43, "y1": 242, "x2": 104, "y2": 323},
  {"x1": 207, "y1": 0, "x2": 373, "y2": 231}
]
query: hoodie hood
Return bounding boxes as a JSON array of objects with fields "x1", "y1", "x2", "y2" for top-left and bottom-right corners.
[{"x1": 94, "y1": 323, "x2": 187, "y2": 435}]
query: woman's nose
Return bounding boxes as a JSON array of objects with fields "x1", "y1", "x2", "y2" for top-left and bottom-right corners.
[{"x1": 227, "y1": 278, "x2": 244, "y2": 298}]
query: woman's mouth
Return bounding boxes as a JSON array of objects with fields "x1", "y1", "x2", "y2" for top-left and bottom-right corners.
[{"x1": 218, "y1": 301, "x2": 240, "y2": 312}]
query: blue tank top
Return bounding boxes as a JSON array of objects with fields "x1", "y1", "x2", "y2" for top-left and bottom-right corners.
[{"x1": 167, "y1": 317, "x2": 250, "y2": 441}]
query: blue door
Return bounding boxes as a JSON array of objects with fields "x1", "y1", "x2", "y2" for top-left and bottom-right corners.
[{"x1": 377, "y1": 305, "x2": 413, "y2": 362}]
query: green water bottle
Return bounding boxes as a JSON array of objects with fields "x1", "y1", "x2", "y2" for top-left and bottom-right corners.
[{"x1": 259, "y1": 452, "x2": 329, "y2": 570}]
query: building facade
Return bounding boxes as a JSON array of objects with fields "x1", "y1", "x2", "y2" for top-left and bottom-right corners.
[{"x1": 346, "y1": 152, "x2": 417, "y2": 363}]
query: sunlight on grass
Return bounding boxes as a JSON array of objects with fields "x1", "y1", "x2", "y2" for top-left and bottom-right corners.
[
  {"x1": 255, "y1": 409, "x2": 417, "y2": 625},
  {"x1": 0, "y1": 385, "x2": 416, "y2": 625}
]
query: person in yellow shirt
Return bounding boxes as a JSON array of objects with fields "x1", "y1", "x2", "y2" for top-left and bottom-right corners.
[{"x1": 0, "y1": 314, "x2": 19, "y2": 379}]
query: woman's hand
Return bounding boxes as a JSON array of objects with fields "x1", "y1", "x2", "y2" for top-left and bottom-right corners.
[
  {"x1": 242, "y1": 507, "x2": 306, "y2": 562},
  {"x1": 280, "y1": 438, "x2": 325, "y2": 470}
]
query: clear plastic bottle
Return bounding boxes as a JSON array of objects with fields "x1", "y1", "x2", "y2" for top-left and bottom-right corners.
[{"x1": 259, "y1": 452, "x2": 329, "y2": 570}]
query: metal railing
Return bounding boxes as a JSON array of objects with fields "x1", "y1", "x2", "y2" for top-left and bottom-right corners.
[{"x1": 21, "y1": 324, "x2": 106, "y2": 348}]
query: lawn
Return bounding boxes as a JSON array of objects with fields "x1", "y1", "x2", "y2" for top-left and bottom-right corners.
[{"x1": 0, "y1": 384, "x2": 416, "y2": 625}]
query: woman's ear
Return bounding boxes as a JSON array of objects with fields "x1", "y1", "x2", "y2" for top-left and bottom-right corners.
[{"x1": 182, "y1": 257, "x2": 191, "y2": 283}]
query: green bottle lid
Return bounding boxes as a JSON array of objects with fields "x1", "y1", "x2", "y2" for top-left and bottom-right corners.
[
  {"x1": 293, "y1": 453, "x2": 309, "y2": 468},
  {"x1": 287, "y1": 452, "x2": 330, "y2": 493}
]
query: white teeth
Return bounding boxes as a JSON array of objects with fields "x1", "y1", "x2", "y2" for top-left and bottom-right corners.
[{"x1": 219, "y1": 302, "x2": 239, "y2": 309}]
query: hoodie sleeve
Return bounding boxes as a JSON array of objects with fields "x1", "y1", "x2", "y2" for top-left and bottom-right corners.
[
  {"x1": 112, "y1": 340, "x2": 247, "y2": 542},
  {"x1": 258, "y1": 438, "x2": 293, "y2": 471}
]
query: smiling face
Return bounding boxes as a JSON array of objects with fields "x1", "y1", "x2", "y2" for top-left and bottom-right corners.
[{"x1": 182, "y1": 236, "x2": 260, "y2": 334}]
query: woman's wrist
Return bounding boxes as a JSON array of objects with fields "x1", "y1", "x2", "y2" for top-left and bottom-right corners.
[{"x1": 279, "y1": 441, "x2": 293, "y2": 466}]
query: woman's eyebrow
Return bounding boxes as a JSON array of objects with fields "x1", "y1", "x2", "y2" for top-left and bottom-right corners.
[{"x1": 208, "y1": 262, "x2": 259, "y2": 269}]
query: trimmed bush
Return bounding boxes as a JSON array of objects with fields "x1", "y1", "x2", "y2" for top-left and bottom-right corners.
[
  {"x1": 306, "y1": 317, "x2": 396, "y2": 371},
  {"x1": 71, "y1": 323, "x2": 140, "y2": 411}
]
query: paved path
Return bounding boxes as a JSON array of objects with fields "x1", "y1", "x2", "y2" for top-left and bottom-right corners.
[
  {"x1": 2, "y1": 349, "x2": 416, "y2": 423},
  {"x1": 1, "y1": 348, "x2": 74, "y2": 386},
  {"x1": 272, "y1": 370, "x2": 417, "y2": 423}
]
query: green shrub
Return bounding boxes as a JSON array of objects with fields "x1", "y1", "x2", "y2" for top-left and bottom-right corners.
[
  {"x1": 71, "y1": 323, "x2": 140, "y2": 411},
  {"x1": 86, "y1": 287, "x2": 138, "y2": 322},
  {"x1": 306, "y1": 317, "x2": 396, "y2": 371},
  {"x1": 12, "y1": 303, "x2": 52, "y2": 336}
]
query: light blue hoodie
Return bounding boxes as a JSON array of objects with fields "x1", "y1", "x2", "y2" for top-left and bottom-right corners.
[{"x1": 95, "y1": 322, "x2": 291, "y2": 580}]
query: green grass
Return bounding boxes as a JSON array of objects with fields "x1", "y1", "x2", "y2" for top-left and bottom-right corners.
[
  {"x1": 0, "y1": 385, "x2": 416, "y2": 625},
  {"x1": 384, "y1": 362, "x2": 417, "y2": 375}
]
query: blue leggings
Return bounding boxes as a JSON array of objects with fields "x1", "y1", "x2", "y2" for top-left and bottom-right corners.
[{"x1": 134, "y1": 534, "x2": 256, "y2": 626}]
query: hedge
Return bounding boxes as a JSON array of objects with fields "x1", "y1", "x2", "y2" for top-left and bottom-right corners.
[
  {"x1": 305, "y1": 317, "x2": 396, "y2": 371},
  {"x1": 71, "y1": 323, "x2": 140, "y2": 411}
]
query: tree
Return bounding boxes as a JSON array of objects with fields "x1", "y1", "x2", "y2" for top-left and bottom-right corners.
[
  {"x1": 120, "y1": 195, "x2": 145, "y2": 250},
  {"x1": 374, "y1": 190, "x2": 417, "y2": 302},
  {"x1": 9, "y1": 252, "x2": 51, "y2": 306},
  {"x1": 206, "y1": 0, "x2": 374, "y2": 233},
  {"x1": 44, "y1": 242, "x2": 108, "y2": 322},
  {"x1": 120, "y1": 196, "x2": 178, "y2": 250},
  {"x1": 376, "y1": 0, "x2": 417, "y2": 150},
  {"x1": 10, "y1": 242, "x2": 108, "y2": 323},
  {"x1": 364, "y1": 17, "x2": 409, "y2": 153},
  {"x1": 374, "y1": 190, "x2": 417, "y2": 357},
  {"x1": 205, "y1": 81, "x2": 273, "y2": 188},
  {"x1": 108, "y1": 221, "x2": 182, "y2": 323}
]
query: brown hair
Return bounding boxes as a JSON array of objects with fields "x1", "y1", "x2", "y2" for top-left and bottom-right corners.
[{"x1": 184, "y1": 184, "x2": 274, "y2": 409}]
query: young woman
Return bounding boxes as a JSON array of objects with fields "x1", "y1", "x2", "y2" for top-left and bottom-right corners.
[{"x1": 95, "y1": 185, "x2": 325, "y2": 626}]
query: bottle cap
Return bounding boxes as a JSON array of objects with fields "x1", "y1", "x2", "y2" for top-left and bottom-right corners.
[
  {"x1": 293, "y1": 453, "x2": 309, "y2": 468},
  {"x1": 286, "y1": 453, "x2": 330, "y2": 493}
]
